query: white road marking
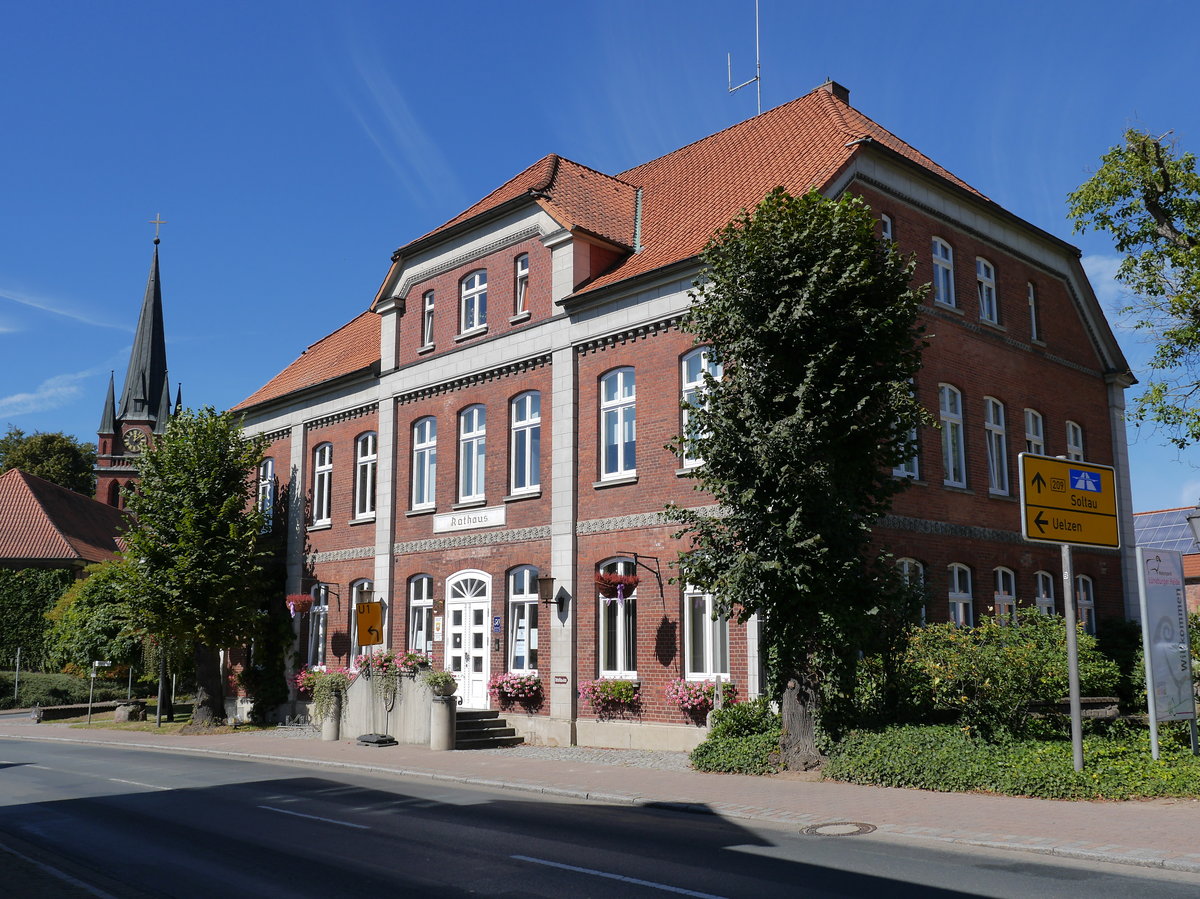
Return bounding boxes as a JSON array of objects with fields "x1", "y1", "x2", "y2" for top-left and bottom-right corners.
[
  {"x1": 258, "y1": 805, "x2": 370, "y2": 830},
  {"x1": 108, "y1": 777, "x2": 170, "y2": 791},
  {"x1": 511, "y1": 854, "x2": 729, "y2": 898}
]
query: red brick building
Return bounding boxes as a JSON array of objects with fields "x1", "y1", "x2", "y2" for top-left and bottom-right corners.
[{"x1": 234, "y1": 82, "x2": 1136, "y2": 748}]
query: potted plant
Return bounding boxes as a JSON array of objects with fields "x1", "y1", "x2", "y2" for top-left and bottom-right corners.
[
  {"x1": 488, "y1": 672, "x2": 543, "y2": 709},
  {"x1": 297, "y1": 667, "x2": 350, "y2": 740},
  {"x1": 595, "y1": 573, "x2": 639, "y2": 599},
  {"x1": 578, "y1": 678, "x2": 641, "y2": 719},
  {"x1": 286, "y1": 594, "x2": 314, "y2": 618},
  {"x1": 424, "y1": 670, "x2": 458, "y2": 697},
  {"x1": 665, "y1": 678, "x2": 737, "y2": 721}
]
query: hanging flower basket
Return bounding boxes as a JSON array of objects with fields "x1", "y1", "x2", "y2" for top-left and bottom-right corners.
[
  {"x1": 595, "y1": 573, "x2": 639, "y2": 599},
  {"x1": 286, "y1": 594, "x2": 314, "y2": 618}
]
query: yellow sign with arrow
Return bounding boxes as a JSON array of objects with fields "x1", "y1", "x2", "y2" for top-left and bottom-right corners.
[
  {"x1": 1018, "y1": 453, "x2": 1120, "y2": 549},
  {"x1": 355, "y1": 601, "x2": 384, "y2": 646}
]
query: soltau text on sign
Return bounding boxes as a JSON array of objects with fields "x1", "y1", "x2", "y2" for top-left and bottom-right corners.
[{"x1": 1018, "y1": 453, "x2": 1119, "y2": 549}]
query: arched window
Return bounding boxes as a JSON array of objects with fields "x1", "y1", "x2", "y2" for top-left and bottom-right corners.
[
  {"x1": 932, "y1": 237, "x2": 955, "y2": 307},
  {"x1": 354, "y1": 433, "x2": 377, "y2": 519},
  {"x1": 510, "y1": 392, "x2": 540, "y2": 494},
  {"x1": 514, "y1": 254, "x2": 530, "y2": 315},
  {"x1": 311, "y1": 443, "x2": 332, "y2": 525},
  {"x1": 307, "y1": 583, "x2": 330, "y2": 667},
  {"x1": 350, "y1": 579, "x2": 381, "y2": 657},
  {"x1": 1075, "y1": 575, "x2": 1096, "y2": 635},
  {"x1": 600, "y1": 368, "x2": 636, "y2": 479},
  {"x1": 1034, "y1": 571, "x2": 1055, "y2": 615},
  {"x1": 993, "y1": 567, "x2": 1016, "y2": 622},
  {"x1": 948, "y1": 563, "x2": 973, "y2": 627},
  {"x1": 460, "y1": 270, "x2": 487, "y2": 333},
  {"x1": 939, "y1": 384, "x2": 965, "y2": 487},
  {"x1": 681, "y1": 348, "x2": 721, "y2": 467},
  {"x1": 897, "y1": 558, "x2": 926, "y2": 622},
  {"x1": 1024, "y1": 409, "x2": 1044, "y2": 455},
  {"x1": 880, "y1": 214, "x2": 893, "y2": 241},
  {"x1": 458, "y1": 405, "x2": 486, "y2": 502},
  {"x1": 984, "y1": 397, "x2": 1008, "y2": 495},
  {"x1": 684, "y1": 585, "x2": 728, "y2": 678},
  {"x1": 408, "y1": 575, "x2": 434, "y2": 654},
  {"x1": 412, "y1": 417, "x2": 437, "y2": 510},
  {"x1": 107, "y1": 480, "x2": 120, "y2": 507},
  {"x1": 976, "y1": 257, "x2": 997, "y2": 323},
  {"x1": 598, "y1": 558, "x2": 637, "y2": 677},
  {"x1": 508, "y1": 566, "x2": 539, "y2": 673},
  {"x1": 1066, "y1": 421, "x2": 1085, "y2": 462},
  {"x1": 257, "y1": 458, "x2": 275, "y2": 532}
]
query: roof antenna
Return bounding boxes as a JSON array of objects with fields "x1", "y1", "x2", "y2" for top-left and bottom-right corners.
[{"x1": 727, "y1": 0, "x2": 761, "y2": 115}]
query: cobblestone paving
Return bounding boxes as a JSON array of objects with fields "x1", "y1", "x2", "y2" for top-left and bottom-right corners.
[{"x1": 475, "y1": 744, "x2": 694, "y2": 772}]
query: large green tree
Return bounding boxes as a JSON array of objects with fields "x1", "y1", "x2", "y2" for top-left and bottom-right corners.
[
  {"x1": 120, "y1": 407, "x2": 271, "y2": 726},
  {"x1": 0, "y1": 426, "x2": 96, "y2": 494},
  {"x1": 1068, "y1": 129, "x2": 1200, "y2": 446},
  {"x1": 45, "y1": 560, "x2": 144, "y2": 675},
  {"x1": 671, "y1": 188, "x2": 929, "y2": 769}
]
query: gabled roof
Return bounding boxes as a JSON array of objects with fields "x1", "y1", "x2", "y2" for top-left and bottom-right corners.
[
  {"x1": 402, "y1": 154, "x2": 638, "y2": 256},
  {"x1": 0, "y1": 469, "x2": 127, "y2": 567},
  {"x1": 232, "y1": 311, "x2": 379, "y2": 412}
]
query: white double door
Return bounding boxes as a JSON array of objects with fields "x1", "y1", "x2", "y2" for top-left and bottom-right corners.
[{"x1": 445, "y1": 572, "x2": 491, "y2": 709}]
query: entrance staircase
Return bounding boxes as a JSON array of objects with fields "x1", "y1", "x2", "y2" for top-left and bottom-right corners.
[{"x1": 455, "y1": 709, "x2": 523, "y2": 749}]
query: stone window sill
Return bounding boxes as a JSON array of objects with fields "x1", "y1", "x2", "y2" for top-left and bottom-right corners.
[
  {"x1": 349, "y1": 515, "x2": 376, "y2": 526},
  {"x1": 454, "y1": 326, "x2": 488, "y2": 343},
  {"x1": 307, "y1": 522, "x2": 332, "y2": 532},
  {"x1": 452, "y1": 499, "x2": 487, "y2": 510},
  {"x1": 593, "y1": 475, "x2": 638, "y2": 489},
  {"x1": 417, "y1": 343, "x2": 436, "y2": 355},
  {"x1": 504, "y1": 490, "x2": 541, "y2": 502},
  {"x1": 934, "y1": 300, "x2": 964, "y2": 315},
  {"x1": 406, "y1": 507, "x2": 436, "y2": 518},
  {"x1": 509, "y1": 311, "x2": 531, "y2": 325}
]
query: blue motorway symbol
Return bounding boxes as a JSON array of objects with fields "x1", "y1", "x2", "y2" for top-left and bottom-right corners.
[{"x1": 1070, "y1": 469, "x2": 1102, "y2": 493}]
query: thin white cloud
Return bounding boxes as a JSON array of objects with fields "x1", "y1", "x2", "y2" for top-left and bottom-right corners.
[
  {"x1": 0, "y1": 287, "x2": 130, "y2": 331},
  {"x1": 0, "y1": 362, "x2": 116, "y2": 418},
  {"x1": 1177, "y1": 478, "x2": 1200, "y2": 508},
  {"x1": 1080, "y1": 254, "x2": 1128, "y2": 317}
]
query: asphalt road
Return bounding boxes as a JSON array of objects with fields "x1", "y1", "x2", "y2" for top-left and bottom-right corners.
[{"x1": 3, "y1": 738, "x2": 1200, "y2": 898}]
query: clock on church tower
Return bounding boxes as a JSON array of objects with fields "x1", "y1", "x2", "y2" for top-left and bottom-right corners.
[{"x1": 124, "y1": 428, "x2": 147, "y2": 454}]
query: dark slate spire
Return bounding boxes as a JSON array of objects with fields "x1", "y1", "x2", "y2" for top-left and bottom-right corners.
[
  {"x1": 98, "y1": 372, "x2": 116, "y2": 434},
  {"x1": 153, "y1": 375, "x2": 172, "y2": 434},
  {"x1": 174, "y1": 384, "x2": 183, "y2": 417},
  {"x1": 117, "y1": 241, "x2": 168, "y2": 424}
]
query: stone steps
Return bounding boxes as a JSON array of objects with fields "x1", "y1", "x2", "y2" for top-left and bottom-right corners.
[{"x1": 456, "y1": 709, "x2": 523, "y2": 749}]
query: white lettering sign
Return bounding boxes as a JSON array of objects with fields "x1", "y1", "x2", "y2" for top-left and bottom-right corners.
[
  {"x1": 433, "y1": 505, "x2": 506, "y2": 533},
  {"x1": 1137, "y1": 547, "x2": 1196, "y2": 722}
]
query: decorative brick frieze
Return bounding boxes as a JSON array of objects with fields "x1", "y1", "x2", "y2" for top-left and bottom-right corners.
[
  {"x1": 305, "y1": 546, "x2": 374, "y2": 564},
  {"x1": 574, "y1": 316, "x2": 683, "y2": 356},
  {"x1": 393, "y1": 524, "x2": 552, "y2": 555},
  {"x1": 394, "y1": 354, "x2": 551, "y2": 405},
  {"x1": 392, "y1": 225, "x2": 543, "y2": 300},
  {"x1": 576, "y1": 504, "x2": 722, "y2": 536},
  {"x1": 306, "y1": 403, "x2": 376, "y2": 432}
]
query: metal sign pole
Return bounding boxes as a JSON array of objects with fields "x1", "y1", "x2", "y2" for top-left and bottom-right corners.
[
  {"x1": 1061, "y1": 543, "x2": 1084, "y2": 771},
  {"x1": 13, "y1": 647, "x2": 19, "y2": 703},
  {"x1": 87, "y1": 664, "x2": 96, "y2": 726}
]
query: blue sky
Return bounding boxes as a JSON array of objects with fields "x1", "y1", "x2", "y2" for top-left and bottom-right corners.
[{"x1": 2, "y1": 1, "x2": 1198, "y2": 512}]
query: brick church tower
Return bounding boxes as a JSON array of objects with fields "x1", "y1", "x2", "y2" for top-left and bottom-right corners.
[{"x1": 95, "y1": 237, "x2": 178, "y2": 507}]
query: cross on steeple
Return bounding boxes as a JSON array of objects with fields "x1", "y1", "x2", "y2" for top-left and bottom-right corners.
[{"x1": 149, "y1": 213, "x2": 167, "y2": 244}]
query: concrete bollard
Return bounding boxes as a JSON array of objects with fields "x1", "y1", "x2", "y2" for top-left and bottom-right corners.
[{"x1": 430, "y1": 696, "x2": 457, "y2": 751}]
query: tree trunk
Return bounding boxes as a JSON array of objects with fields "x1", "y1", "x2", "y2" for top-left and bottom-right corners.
[
  {"x1": 780, "y1": 672, "x2": 824, "y2": 770},
  {"x1": 191, "y1": 643, "x2": 225, "y2": 727}
]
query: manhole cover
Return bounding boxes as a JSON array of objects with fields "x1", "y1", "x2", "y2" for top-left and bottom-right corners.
[{"x1": 801, "y1": 821, "x2": 877, "y2": 837}]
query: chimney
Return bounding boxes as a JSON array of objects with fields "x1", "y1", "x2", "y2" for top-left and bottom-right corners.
[{"x1": 819, "y1": 80, "x2": 850, "y2": 106}]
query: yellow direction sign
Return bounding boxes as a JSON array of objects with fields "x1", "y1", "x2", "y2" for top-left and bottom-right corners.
[
  {"x1": 355, "y1": 601, "x2": 384, "y2": 646},
  {"x1": 1018, "y1": 453, "x2": 1120, "y2": 549}
]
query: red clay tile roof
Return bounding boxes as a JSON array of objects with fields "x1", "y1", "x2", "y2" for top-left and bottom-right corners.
[
  {"x1": 0, "y1": 468, "x2": 127, "y2": 566},
  {"x1": 233, "y1": 312, "x2": 379, "y2": 412},
  {"x1": 240, "y1": 85, "x2": 990, "y2": 409},
  {"x1": 402, "y1": 154, "x2": 638, "y2": 253}
]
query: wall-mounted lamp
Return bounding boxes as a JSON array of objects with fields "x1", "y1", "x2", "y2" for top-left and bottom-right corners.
[{"x1": 538, "y1": 572, "x2": 567, "y2": 612}]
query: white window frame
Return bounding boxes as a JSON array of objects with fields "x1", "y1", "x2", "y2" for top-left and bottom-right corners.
[
  {"x1": 514, "y1": 254, "x2": 529, "y2": 315},
  {"x1": 1075, "y1": 574, "x2": 1096, "y2": 635},
  {"x1": 510, "y1": 392, "x2": 541, "y2": 495},
  {"x1": 948, "y1": 563, "x2": 973, "y2": 627},
  {"x1": 681, "y1": 348, "x2": 721, "y2": 468},
  {"x1": 408, "y1": 575, "x2": 434, "y2": 654},
  {"x1": 600, "y1": 367, "x2": 637, "y2": 480},
  {"x1": 598, "y1": 558, "x2": 637, "y2": 678},
  {"x1": 898, "y1": 557, "x2": 926, "y2": 622},
  {"x1": 311, "y1": 443, "x2": 332, "y2": 526},
  {"x1": 1028, "y1": 282, "x2": 1041, "y2": 342},
  {"x1": 939, "y1": 384, "x2": 966, "y2": 487},
  {"x1": 1024, "y1": 409, "x2": 1045, "y2": 455},
  {"x1": 460, "y1": 270, "x2": 487, "y2": 334},
  {"x1": 993, "y1": 567, "x2": 1016, "y2": 623},
  {"x1": 508, "y1": 565, "x2": 539, "y2": 673},
  {"x1": 880, "y1": 214, "x2": 893, "y2": 241},
  {"x1": 976, "y1": 257, "x2": 998, "y2": 323},
  {"x1": 984, "y1": 397, "x2": 1008, "y2": 495},
  {"x1": 458, "y1": 405, "x2": 486, "y2": 503},
  {"x1": 421, "y1": 290, "x2": 435, "y2": 347},
  {"x1": 354, "y1": 432, "x2": 377, "y2": 519},
  {"x1": 257, "y1": 457, "x2": 275, "y2": 531},
  {"x1": 411, "y1": 417, "x2": 437, "y2": 510},
  {"x1": 932, "y1": 237, "x2": 955, "y2": 307},
  {"x1": 1034, "y1": 570, "x2": 1056, "y2": 615},
  {"x1": 1066, "y1": 421, "x2": 1085, "y2": 462},
  {"x1": 307, "y1": 583, "x2": 330, "y2": 667},
  {"x1": 351, "y1": 578, "x2": 382, "y2": 656},
  {"x1": 684, "y1": 587, "x2": 729, "y2": 678}
]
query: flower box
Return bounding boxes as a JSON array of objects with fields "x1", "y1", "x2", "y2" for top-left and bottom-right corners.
[{"x1": 595, "y1": 573, "x2": 639, "y2": 599}]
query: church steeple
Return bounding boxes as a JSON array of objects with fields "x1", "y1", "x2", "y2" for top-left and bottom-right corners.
[
  {"x1": 117, "y1": 240, "x2": 169, "y2": 425},
  {"x1": 98, "y1": 372, "x2": 116, "y2": 434}
]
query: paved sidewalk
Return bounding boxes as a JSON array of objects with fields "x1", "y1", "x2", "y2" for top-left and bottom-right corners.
[{"x1": 3, "y1": 717, "x2": 1200, "y2": 875}]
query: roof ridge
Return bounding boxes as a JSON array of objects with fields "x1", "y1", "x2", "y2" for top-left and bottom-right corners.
[
  {"x1": 300, "y1": 310, "x2": 374, "y2": 355},
  {"x1": 551, "y1": 155, "x2": 638, "y2": 189}
]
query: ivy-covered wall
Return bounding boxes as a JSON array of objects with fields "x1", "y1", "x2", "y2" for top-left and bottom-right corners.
[{"x1": 0, "y1": 568, "x2": 74, "y2": 670}]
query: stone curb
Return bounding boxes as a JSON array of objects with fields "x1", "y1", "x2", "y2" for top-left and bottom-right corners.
[{"x1": 3, "y1": 729, "x2": 1198, "y2": 877}]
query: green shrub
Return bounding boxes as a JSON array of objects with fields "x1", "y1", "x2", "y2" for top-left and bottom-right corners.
[
  {"x1": 825, "y1": 723, "x2": 1200, "y2": 800},
  {"x1": 708, "y1": 697, "x2": 780, "y2": 738},
  {"x1": 0, "y1": 671, "x2": 147, "y2": 709},
  {"x1": 690, "y1": 733, "x2": 782, "y2": 775},
  {"x1": 903, "y1": 609, "x2": 1119, "y2": 738}
]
